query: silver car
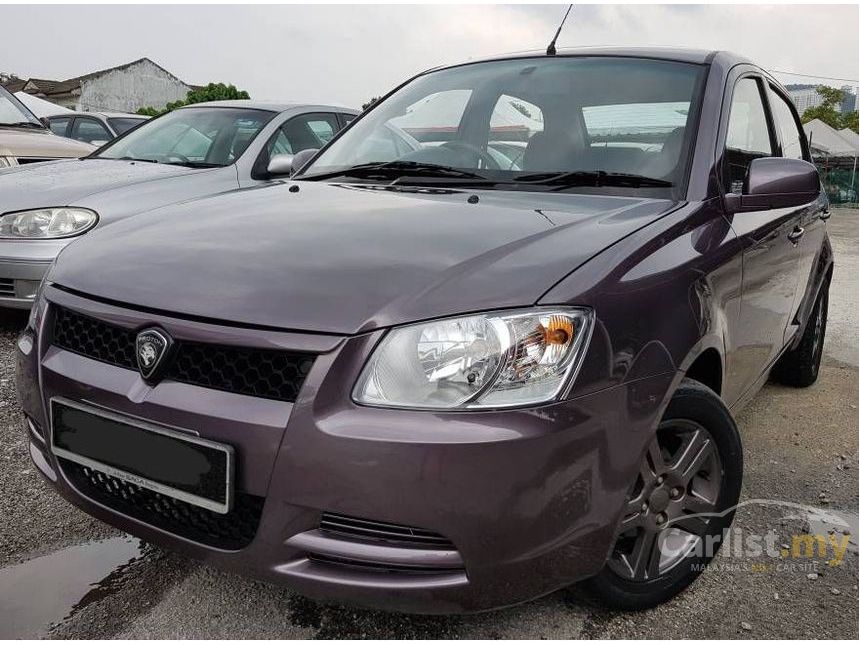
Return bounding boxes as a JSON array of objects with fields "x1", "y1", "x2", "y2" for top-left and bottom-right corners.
[
  {"x1": 45, "y1": 112, "x2": 150, "y2": 145},
  {"x1": 0, "y1": 101, "x2": 357, "y2": 308}
]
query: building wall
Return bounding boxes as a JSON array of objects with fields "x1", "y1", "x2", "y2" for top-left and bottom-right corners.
[
  {"x1": 788, "y1": 87, "x2": 824, "y2": 114},
  {"x1": 78, "y1": 59, "x2": 190, "y2": 113},
  {"x1": 840, "y1": 85, "x2": 857, "y2": 115}
]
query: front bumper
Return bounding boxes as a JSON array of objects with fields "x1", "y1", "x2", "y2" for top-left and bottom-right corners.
[
  {"x1": 16, "y1": 286, "x2": 675, "y2": 613},
  {"x1": 0, "y1": 239, "x2": 69, "y2": 309}
]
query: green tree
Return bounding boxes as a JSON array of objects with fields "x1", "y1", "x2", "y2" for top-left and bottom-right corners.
[
  {"x1": 362, "y1": 97, "x2": 380, "y2": 111},
  {"x1": 137, "y1": 82, "x2": 250, "y2": 116},
  {"x1": 840, "y1": 110, "x2": 858, "y2": 133},
  {"x1": 801, "y1": 85, "x2": 845, "y2": 130}
]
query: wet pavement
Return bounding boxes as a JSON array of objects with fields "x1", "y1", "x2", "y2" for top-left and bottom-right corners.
[{"x1": 0, "y1": 209, "x2": 857, "y2": 639}]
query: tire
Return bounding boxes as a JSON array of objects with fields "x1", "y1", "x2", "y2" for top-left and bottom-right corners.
[
  {"x1": 585, "y1": 378, "x2": 743, "y2": 610},
  {"x1": 772, "y1": 284, "x2": 829, "y2": 387}
]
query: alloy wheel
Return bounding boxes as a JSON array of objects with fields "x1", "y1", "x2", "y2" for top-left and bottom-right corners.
[{"x1": 608, "y1": 420, "x2": 723, "y2": 581}]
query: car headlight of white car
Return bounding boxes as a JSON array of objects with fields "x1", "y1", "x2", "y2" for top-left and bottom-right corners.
[
  {"x1": 0, "y1": 207, "x2": 98, "y2": 239},
  {"x1": 0, "y1": 156, "x2": 17, "y2": 168},
  {"x1": 353, "y1": 307, "x2": 594, "y2": 409}
]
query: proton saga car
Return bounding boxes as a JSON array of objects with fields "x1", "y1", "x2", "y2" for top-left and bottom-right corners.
[{"x1": 16, "y1": 48, "x2": 831, "y2": 613}]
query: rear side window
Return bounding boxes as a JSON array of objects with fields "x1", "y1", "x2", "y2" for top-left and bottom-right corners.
[
  {"x1": 724, "y1": 78, "x2": 774, "y2": 193},
  {"x1": 107, "y1": 117, "x2": 146, "y2": 136},
  {"x1": 767, "y1": 86, "x2": 805, "y2": 160}
]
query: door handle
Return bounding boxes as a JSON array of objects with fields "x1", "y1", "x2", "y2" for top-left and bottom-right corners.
[{"x1": 788, "y1": 226, "x2": 805, "y2": 245}]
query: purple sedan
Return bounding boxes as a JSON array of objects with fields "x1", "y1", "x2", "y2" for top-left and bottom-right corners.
[{"x1": 16, "y1": 48, "x2": 831, "y2": 613}]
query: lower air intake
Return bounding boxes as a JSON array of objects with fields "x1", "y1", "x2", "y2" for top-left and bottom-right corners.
[{"x1": 319, "y1": 512, "x2": 455, "y2": 549}]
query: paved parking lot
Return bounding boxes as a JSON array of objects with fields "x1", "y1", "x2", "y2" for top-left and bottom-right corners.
[{"x1": 0, "y1": 210, "x2": 857, "y2": 639}]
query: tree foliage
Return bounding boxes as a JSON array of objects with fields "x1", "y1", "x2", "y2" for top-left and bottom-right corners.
[
  {"x1": 800, "y1": 85, "x2": 858, "y2": 133},
  {"x1": 137, "y1": 83, "x2": 250, "y2": 116}
]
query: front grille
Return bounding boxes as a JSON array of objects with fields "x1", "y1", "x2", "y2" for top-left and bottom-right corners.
[
  {"x1": 61, "y1": 459, "x2": 264, "y2": 550},
  {"x1": 51, "y1": 306, "x2": 314, "y2": 402},
  {"x1": 53, "y1": 306, "x2": 137, "y2": 368},
  {"x1": 319, "y1": 512, "x2": 455, "y2": 549},
  {"x1": 0, "y1": 278, "x2": 14, "y2": 297}
]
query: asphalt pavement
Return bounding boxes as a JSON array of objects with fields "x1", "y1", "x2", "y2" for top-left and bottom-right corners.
[{"x1": 0, "y1": 209, "x2": 857, "y2": 639}]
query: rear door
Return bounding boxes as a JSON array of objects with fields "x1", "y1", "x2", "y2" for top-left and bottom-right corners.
[{"x1": 721, "y1": 75, "x2": 805, "y2": 403}]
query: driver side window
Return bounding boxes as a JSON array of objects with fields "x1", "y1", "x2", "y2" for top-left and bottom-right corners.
[{"x1": 724, "y1": 77, "x2": 774, "y2": 194}]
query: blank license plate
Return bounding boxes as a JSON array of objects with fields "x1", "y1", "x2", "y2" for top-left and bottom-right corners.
[{"x1": 51, "y1": 398, "x2": 233, "y2": 514}]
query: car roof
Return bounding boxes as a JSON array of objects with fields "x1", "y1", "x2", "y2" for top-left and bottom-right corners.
[
  {"x1": 177, "y1": 100, "x2": 359, "y2": 115},
  {"x1": 93, "y1": 111, "x2": 149, "y2": 119},
  {"x1": 46, "y1": 112, "x2": 148, "y2": 120},
  {"x1": 427, "y1": 47, "x2": 753, "y2": 71}
]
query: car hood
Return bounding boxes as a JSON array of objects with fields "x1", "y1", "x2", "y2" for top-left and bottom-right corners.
[
  {"x1": 51, "y1": 181, "x2": 678, "y2": 335},
  {"x1": 0, "y1": 158, "x2": 211, "y2": 214},
  {"x1": 0, "y1": 127, "x2": 94, "y2": 159}
]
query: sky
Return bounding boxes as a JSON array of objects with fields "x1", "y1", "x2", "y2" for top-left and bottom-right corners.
[{"x1": 1, "y1": 3, "x2": 857, "y2": 108}]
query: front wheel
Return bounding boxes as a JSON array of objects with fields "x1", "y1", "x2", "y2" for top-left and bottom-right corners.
[{"x1": 585, "y1": 378, "x2": 743, "y2": 610}]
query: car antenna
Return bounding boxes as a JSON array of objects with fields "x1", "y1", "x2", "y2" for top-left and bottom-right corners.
[{"x1": 546, "y1": 4, "x2": 573, "y2": 56}]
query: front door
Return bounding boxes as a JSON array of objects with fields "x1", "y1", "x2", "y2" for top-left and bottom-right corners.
[
  {"x1": 722, "y1": 76, "x2": 805, "y2": 403},
  {"x1": 764, "y1": 83, "x2": 829, "y2": 345}
]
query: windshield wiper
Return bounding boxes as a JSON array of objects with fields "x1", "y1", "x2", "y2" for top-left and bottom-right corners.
[
  {"x1": 302, "y1": 161, "x2": 489, "y2": 182},
  {"x1": 515, "y1": 170, "x2": 672, "y2": 189},
  {"x1": 105, "y1": 156, "x2": 159, "y2": 163},
  {"x1": 163, "y1": 161, "x2": 221, "y2": 168}
]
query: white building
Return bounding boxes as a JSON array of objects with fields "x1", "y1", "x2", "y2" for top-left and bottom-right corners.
[
  {"x1": 1, "y1": 58, "x2": 194, "y2": 113},
  {"x1": 787, "y1": 86, "x2": 824, "y2": 114}
]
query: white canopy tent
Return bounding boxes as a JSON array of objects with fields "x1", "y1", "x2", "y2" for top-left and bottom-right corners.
[
  {"x1": 14, "y1": 91, "x2": 73, "y2": 118},
  {"x1": 803, "y1": 118, "x2": 857, "y2": 157}
]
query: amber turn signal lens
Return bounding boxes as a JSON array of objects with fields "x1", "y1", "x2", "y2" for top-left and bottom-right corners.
[{"x1": 544, "y1": 315, "x2": 574, "y2": 345}]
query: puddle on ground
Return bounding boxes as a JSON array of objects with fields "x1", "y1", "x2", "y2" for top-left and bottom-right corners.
[{"x1": 0, "y1": 536, "x2": 144, "y2": 638}]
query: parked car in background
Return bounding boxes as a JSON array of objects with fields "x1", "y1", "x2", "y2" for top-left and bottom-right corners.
[
  {"x1": 0, "y1": 101, "x2": 357, "y2": 308},
  {"x1": 16, "y1": 49, "x2": 831, "y2": 612},
  {"x1": 46, "y1": 112, "x2": 149, "y2": 145},
  {"x1": 0, "y1": 85, "x2": 93, "y2": 169}
]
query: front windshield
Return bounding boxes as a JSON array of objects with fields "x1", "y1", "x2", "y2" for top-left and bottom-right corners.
[
  {"x1": 302, "y1": 56, "x2": 706, "y2": 194},
  {"x1": 0, "y1": 87, "x2": 43, "y2": 127},
  {"x1": 97, "y1": 107, "x2": 274, "y2": 167}
]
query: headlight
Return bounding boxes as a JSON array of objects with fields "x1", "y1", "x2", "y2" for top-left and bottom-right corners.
[
  {"x1": 0, "y1": 207, "x2": 98, "y2": 239},
  {"x1": 353, "y1": 308, "x2": 594, "y2": 409},
  {"x1": 0, "y1": 156, "x2": 16, "y2": 168}
]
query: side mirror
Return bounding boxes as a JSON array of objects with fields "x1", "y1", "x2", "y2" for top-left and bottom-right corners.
[
  {"x1": 266, "y1": 148, "x2": 319, "y2": 177},
  {"x1": 267, "y1": 153, "x2": 295, "y2": 177},
  {"x1": 728, "y1": 157, "x2": 821, "y2": 213},
  {"x1": 290, "y1": 148, "x2": 319, "y2": 175}
]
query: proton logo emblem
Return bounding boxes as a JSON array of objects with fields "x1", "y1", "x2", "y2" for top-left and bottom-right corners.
[{"x1": 135, "y1": 328, "x2": 173, "y2": 382}]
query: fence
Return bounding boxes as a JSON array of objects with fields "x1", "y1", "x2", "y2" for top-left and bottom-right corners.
[{"x1": 813, "y1": 155, "x2": 858, "y2": 206}]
